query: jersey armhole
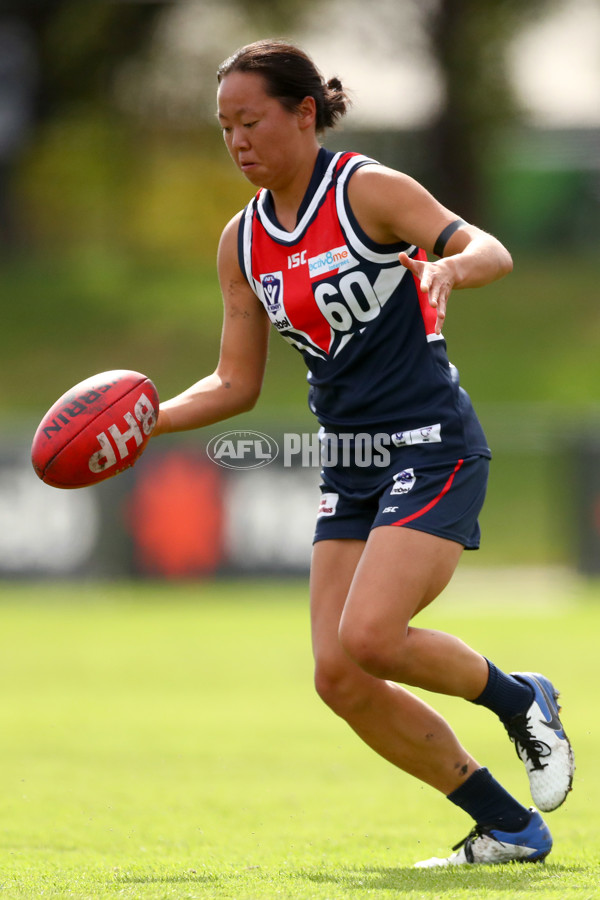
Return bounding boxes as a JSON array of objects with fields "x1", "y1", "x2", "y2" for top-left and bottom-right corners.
[
  {"x1": 236, "y1": 211, "x2": 249, "y2": 284},
  {"x1": 342, "y1": 160, "x2": 413, "y2": 256}
]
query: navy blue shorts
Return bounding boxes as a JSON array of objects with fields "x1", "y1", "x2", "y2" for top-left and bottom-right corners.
[{"x1": 313, "y1": 455, "x2": 489, "y2": 549}]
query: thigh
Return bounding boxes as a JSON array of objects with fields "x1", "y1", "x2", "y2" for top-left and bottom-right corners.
[
  {"x1": 311, "y1": 537, "x2": 397, "y2": 710},
  {"x1": 310, "y1": 538, "x2": 365, "y2": 664},
  {"x1": 311, "y1": 456, "x2": 486, "y2": 656},
  {"x1": 339, "y1": 525, "x2": 464, "y2": 642}
]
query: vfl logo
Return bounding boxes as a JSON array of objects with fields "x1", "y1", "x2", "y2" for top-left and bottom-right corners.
[
  {"x1": 390, "y1": 468, "x2": 416, "y2": 496},
  {"x1": 261, "y1": 272, "x2": 283, "y2": 313},
  {"x1": 88, "y1": 392, "x2": 156, "y2": 473}
]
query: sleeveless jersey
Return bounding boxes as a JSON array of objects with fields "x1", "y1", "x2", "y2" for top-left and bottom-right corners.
[{"x1": 238, "y1": 147, "x2": 490, "y2": 465}]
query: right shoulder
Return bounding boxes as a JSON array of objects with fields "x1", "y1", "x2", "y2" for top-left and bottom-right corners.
[
  {"x1": 219, "y1": 209, "x2": 245, "y2": 249},
  {"x1": 217, "y1": 209, "x2": 261, "y2": 308},
  {"x1": 217, "y1": 209, "x2": 247, "y2": 275}
]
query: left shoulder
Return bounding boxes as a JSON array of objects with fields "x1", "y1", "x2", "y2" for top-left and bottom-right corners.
[
  {"x1": 343, "y1": 158, "x2": 512, "y2": 273},
  {"x1": 348, "y1": 163, "x2": 434, "y2": 204},
  {"x1": 346, "y1": 163, "x2": 453, "y2": 248}
]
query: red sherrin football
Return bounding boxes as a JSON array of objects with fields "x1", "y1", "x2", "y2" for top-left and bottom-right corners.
[{"x1": 31, "y1": 370, "x2": 159, "y2": 489}]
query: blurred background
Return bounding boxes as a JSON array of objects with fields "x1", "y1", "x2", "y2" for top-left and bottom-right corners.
[{"x1": 1, "y1": 0, "x2": 599, "y2": 581}]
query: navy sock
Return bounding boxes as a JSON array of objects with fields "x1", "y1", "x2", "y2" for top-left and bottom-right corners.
[
  {"x1": 471, "y1": 659, "x2": 534, "y2": 723},
  {"x1": 448, "y1": 767, "x2": 531, "y2": 832}
]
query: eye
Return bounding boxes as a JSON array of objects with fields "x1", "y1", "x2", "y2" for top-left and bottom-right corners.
[{"x1": 243, "y1": 121, "x2": 258, "y2": 129}]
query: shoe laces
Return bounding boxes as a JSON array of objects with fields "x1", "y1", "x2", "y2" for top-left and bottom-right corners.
[
  {"x1": 505, "y1": 711, "x2": 551, "y2": 770},
  {"x1": 452, "y1": 823, "x2": 498, "y2": 859}
]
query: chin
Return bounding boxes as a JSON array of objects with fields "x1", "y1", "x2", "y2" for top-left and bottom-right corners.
[{"x1": 242, "y1": 172, "x2": 263, "y2": 187}]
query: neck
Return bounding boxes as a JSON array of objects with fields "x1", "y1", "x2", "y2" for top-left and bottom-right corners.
[{"x1": 270, "y1": 144, "x2": 321, "y2": 231}]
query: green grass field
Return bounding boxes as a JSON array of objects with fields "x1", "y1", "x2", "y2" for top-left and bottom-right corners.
[{"x1": 1, "y1": 572, "x2": 599, "y2": 899}]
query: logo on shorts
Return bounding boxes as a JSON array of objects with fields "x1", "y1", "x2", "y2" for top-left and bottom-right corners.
[
  {"x1": 391, "y1": 468, "x2": 416, "y2": 495},
  {"x1": 317, "y1": 492, "x2": 339, "y2": 517}
]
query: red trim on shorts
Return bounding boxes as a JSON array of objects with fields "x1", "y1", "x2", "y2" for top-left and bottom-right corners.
[{"x1": 391, "y1": 459, "x2": 464, "y2": 527}]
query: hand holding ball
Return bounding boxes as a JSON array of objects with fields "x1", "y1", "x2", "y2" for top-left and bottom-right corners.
[{"x1": 31, "y1": 370, "x2": 159, "y2": 489}]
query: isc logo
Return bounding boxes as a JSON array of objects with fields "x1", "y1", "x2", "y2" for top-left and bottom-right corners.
[
  {"x1": 88, "y1": 393, "x2": 156, "y2": 473},
  {"x1": 287, "y1": 250, "x2": 307, "y2": 269}
]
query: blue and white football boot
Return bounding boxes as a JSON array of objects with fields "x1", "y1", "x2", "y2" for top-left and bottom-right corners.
[
  {"x1": 414, "y1": 809, "x2": 552, "y2": 867},
  {"x1": 505, "y1": 672, "x2": 574, "y2": 812}
]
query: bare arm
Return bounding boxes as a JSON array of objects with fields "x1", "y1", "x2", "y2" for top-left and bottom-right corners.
[
  {"x1": 154, "y1": 213, "x2": 270, "y2": 435},
  {"x1": 348, "y1": 165, "x2": 513, "y2": 334}
]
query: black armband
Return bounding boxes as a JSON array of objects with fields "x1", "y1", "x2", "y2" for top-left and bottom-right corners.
[{"x1": 433, "y1": 218, "x2": 466, "y2": 257}]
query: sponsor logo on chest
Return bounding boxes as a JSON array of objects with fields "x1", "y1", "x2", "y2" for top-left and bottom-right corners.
[{"x1": 308, "y1": 245, "x2": 357, "y2": 279}]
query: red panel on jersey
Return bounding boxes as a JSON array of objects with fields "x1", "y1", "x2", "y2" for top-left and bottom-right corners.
[{"x1": 411, "y1": 247, "x2": 439, "y2": 337}]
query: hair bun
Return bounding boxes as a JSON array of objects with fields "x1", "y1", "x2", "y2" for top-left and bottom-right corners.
[{"x1": 218, "y1": 41, "x2": 349, "y2": 131}]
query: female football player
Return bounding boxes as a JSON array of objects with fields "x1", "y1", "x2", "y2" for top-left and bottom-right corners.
[{"x1": 153, "y1": 40, "x2": 573, "y2": 866}]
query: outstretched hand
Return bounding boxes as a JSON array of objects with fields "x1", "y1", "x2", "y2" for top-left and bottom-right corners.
[{"x1": 399, "y1": 251, "x2": 456, "y2": 335}]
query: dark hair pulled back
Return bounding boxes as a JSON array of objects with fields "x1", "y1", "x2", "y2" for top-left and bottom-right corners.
[{"x1": 217, "y1": 39, "x2": 350, "y2": 131}]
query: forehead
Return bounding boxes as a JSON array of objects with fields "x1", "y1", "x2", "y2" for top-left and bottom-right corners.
[{"x1": 217, "y1": 71, "x2": 272, "y2": 118}]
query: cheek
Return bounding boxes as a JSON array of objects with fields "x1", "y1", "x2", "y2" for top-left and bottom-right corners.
[{"x1": 222, "y1": 134, "x2": 235, "y2": 157}]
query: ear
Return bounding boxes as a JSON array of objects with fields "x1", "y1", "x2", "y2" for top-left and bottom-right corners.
[{"x1": 296, "y1": 95, "x2": 317, "y2": 130}]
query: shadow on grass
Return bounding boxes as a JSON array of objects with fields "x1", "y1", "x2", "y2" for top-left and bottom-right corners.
[
  {"x1": 114, "y1": 862, "x2": 589, "y2": 892},
  {"x1": 112, "y1": 867, "x2": 261, "y2": 886},
  {"x1": 294, "y1": 863, "x2": 588, "y2": 893}
]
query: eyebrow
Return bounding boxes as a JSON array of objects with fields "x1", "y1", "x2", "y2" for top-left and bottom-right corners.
[{"x1": 217, "y1": 106, "x2": 255, "y2": 122}]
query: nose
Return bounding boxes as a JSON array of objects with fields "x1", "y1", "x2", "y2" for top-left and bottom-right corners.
[{"x1": 231, "y1": 126, "x2": 250, "y2": 151}]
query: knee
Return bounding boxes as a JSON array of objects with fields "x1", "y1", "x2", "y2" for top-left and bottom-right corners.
[
  {"x1": 314, "y1": 656, "x2": 373, "y2": 719},
  {"x1": 338, "y1": 618, "x2": 407, "y2": 681}
]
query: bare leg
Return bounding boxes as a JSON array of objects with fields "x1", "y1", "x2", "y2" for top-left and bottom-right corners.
[
  {"x1": 338, "y1": 526, "x2": 489, "y2": 695},
  {"x1": 310, "y1": 534, "x2": 484, "y2": 794}
]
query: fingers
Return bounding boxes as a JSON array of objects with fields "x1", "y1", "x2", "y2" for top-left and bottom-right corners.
[
  {"x1": 434, "y1": 299, "x2": 446, "y2": 335},
  {"x1": 398, "y1": 251, "x2": 419, "y2": 276},
  {"x1": 429, "y1": 286, "x2": 448, "y2": 335},
  {"x1": 399, "y1": 252, "x2": 450, "y2": 335}
]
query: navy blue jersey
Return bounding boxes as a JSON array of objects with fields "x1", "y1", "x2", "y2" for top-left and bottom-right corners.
[{"x1": 238, "y1": 147, "x2": 490, "y2": 465}]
